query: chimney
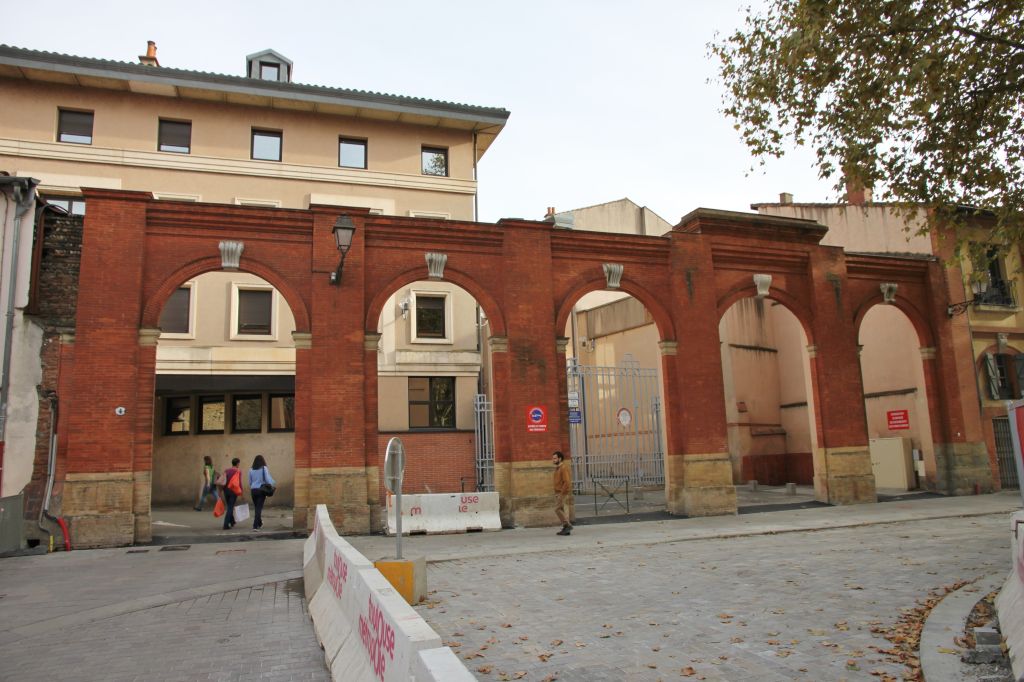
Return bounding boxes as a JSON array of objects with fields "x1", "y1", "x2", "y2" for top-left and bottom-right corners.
[
  {"x1": 138, "y1": 41, "x2": 160, "y2": 67},
  {"x1": 779, "y1": 192, "x2": 793, "y2": 204},
  {"x1": 845, "y1": 179, "x2": 873, "y2": 206},
  {"x1": 544, "y1": 206, "x2": 556, "y2": 220}
]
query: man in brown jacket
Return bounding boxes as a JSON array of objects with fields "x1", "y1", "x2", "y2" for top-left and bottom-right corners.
[{"x1": 552, "y1": 450, "x2": 573, "y2": 535}]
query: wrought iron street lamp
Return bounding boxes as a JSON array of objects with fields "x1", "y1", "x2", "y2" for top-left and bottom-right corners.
[{"x1": 329, "y1": 215, "x2": 356, "y2": 285}]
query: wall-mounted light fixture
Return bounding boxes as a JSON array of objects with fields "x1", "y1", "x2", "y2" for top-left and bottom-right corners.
[
  {"x1": 947, "y1": 278, "x2": 989, "y2": 316},
  {"x1": 880, "y1": 282, "x2": 898, "y2": 304},
  {"x1": 753, "y1": 273, "x2": 772, "y2": 298},
  {"x1": 329, "y1": 215, "x2": 356, "y2": 285},
  {"x1": 399, "y1": 298, "x2": 410, "y2": 319}
]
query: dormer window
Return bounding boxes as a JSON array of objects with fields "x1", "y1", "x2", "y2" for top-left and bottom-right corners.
[
  {"x1": 245, "y1": 49, "x2": 293, "y2": 83},
  {"x1": 259, "y1": 62, "x2": 280, "y2": 81}
]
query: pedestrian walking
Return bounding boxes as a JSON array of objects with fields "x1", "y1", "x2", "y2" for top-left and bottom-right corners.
[
  {"x1": 194, "y1": 455, "x2": 219, "y2": 511},
  {"x1": 248, "y1": 455, "x2": 276, "y2": 531},
  {"x1": 552, "y1": 450, "x2": 573, "y2": 535},
  {"x1": 222, "y1": 457, "x2": 243, "y2": 530}
]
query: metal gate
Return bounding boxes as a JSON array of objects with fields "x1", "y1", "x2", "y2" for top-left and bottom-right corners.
[
  {"x1": 566, "y1": 354, "x2": 664, "y2": 490},
  {"x1": 993, "y1": 417, "x2": 1020, "y2": 489},
  {"x1": 474, "y1": 394, "x2": 495, "y2": 492}
]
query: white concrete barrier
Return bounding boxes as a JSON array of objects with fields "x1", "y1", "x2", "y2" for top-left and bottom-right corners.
[
  {"x1": 385, "y1": 492, "x2": 501, "y2": 535},
  {"x1": 996, "y1": 510, "x2": 1024, "y2": 681},
  {"x1": 303, "y1": 505, "x2": 332, "y2": 601},
  {"x1": 412, "y1": 647, "x2": 478, "y2": 681},
  {"x1": 309, "y1": 531, "x2": 375, "y2": 668},
  {"x1": 305, "y1": 504, "x2": 472, "y2": 681}
]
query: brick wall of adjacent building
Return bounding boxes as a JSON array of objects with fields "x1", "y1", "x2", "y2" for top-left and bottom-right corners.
[{"x1": 23, "y1": 211, "x2": 81, "y2": 527}]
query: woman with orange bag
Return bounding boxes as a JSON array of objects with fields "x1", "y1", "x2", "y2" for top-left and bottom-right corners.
[{"x1": 221, "y1": 457, "x2": 244, "y2": 530}]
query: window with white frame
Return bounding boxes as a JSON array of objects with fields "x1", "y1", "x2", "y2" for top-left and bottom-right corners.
[
  {"x1": 230, "y1": 283, "x2": 277, "y2": 340},
  {"x1": 158, "y1": 283, "x2": 196, "y2": 338},
  {"x1": 410, "y1": 291, "x2": 451, "y2": 343}
]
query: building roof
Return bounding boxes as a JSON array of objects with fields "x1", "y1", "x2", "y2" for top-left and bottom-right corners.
[{"x1": 0, "y1": 44, "x2": 510, "y2": 157}]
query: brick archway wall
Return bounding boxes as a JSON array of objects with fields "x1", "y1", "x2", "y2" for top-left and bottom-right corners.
[{"x1": 59, "y1": 194, "x2": 980, "y2": 545}]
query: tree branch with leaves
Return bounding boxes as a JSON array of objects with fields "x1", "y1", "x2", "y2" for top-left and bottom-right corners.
[{"x1": 710, "y1": 0, "x2": 1024, "y2": 252}]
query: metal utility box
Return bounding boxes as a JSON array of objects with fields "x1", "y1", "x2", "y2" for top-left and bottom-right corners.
[
  {"x1": 0, "y1": 493, "x2": 25, "y2": 553},
  {"x1": 869, "y1": 437, "x2": 916, "y2": 491}
]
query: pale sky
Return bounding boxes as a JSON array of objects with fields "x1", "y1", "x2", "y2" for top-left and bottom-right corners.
[{"x1": 1, "y1": 0, "x2": 837, "y2": 224}]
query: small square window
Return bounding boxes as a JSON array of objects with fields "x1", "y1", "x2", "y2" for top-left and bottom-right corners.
[
  {"x1": 421, "y1": 146, "x2": 448, "y2": 176},
  {"x1": 237, "y1": 289, "x2": 273, "y2": 335},
  {"x1": 233, "y1": 395, "x2": 263, "y2": 433},
  {"x1": 269, "y1": 394, "x2": 295, "y2": 432},
  {"x1": 415, "y1": 295, "x2": 446, "y2": 339},
  {"x1": 339, "y1": 137, "x2": 367, "y2": 169},
  {"x1": 260, "y1": 62, "x2": 280, "y2": 81},
  {"x1": 58, "y1": 109, "x2": 93, "y2": 145},
  {"x1": 408, "y1": 377, "x2": 455, "y2": 429},
  {"x1": 165, "y1": 397, "x2": 191, "y2": 435},
  {"x1": 158, "y1": 119, "x2": 191, "y2": 154},
  {"x1": 159, "y1": 286, "x2": 191, "y2": 335},
  {"x1": 199, "y1": 396, "x2": 225, "y2": 434},
  {"x1": 252, "y1": 129, "x2": 282, "y2": 161}
]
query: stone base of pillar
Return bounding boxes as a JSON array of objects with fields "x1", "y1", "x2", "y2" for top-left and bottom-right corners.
[
  {"x1": 665, "y1": 453, "x2": 737, "y2": 517},
  {"x1": 307, "y1": 467, "x2": 372, "y2": 534},
  {"x1": 62, "y1": 472, "x2": 136, "y2": 548},
  {"x1": 813, "y1": 447, "x2": 876, "y2": 505},
  {"x1": 133, "y1": 471, "x2": 152, "y2": 543},
  {"x1": 933, "y1": 442, "x2": 995, "y2": 495},
  {"x1": 497, "y1": 461, "x2": 570, "y2": 528}
]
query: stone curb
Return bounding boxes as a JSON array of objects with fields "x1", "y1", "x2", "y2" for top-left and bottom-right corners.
[
  {"x1": 0, "y1": 568, "x2": 303, "y2": 645},
  {"x1": 920, "y1": 571, "x2": 1006, "y2": 682}
]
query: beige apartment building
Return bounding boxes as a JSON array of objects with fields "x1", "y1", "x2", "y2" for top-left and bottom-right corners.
[{"x1": 0, "y1": 43, "x2": 508, "y2": 508}]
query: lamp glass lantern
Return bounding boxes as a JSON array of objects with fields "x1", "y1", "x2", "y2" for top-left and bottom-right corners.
[{"x1": 330, "y1": 216, "x2": 356, "y2": 284}]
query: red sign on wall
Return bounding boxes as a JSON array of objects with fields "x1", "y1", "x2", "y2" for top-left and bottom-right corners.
[
  {"x1": 526, "y1": 406, "x2": 547, "y2": 433},
  {"x1": 887, "y1": 409, "x2": 910, "y2": 430}
]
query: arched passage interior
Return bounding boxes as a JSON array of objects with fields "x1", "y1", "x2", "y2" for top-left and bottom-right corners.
[
  {"x1": 150, "y1": 270, "x2": 298, "y2": 528},
  {"x1": 719, "y1": 296, "x2": 820, "y2": 505}
]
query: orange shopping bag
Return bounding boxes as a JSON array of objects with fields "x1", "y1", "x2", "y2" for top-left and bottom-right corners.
[{"x1": 213, "y1": 497, "x2": 226, "y2": 518}]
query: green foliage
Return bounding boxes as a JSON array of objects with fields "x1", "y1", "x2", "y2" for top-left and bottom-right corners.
[{"x1": 711, "y1": 0, "x2": 1024, "y2": 248}]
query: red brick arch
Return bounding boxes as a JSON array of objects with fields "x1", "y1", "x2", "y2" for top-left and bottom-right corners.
[
  {"x1": 364, "y1": 265, "x2": 507, "y2": 338},
  {"x1": 141, "y1": 256, "x2": 312, "y2": 332},
  {"x1": 716, "y1": 285, "x2": 816, "y2": 346},
  {"x1": 553, "y1": 275, "x2": 676, "y2": 343}
]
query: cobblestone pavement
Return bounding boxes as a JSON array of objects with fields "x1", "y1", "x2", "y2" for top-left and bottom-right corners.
[
  {"x1": 0, "y1": 577, "x2": 328, "y2": 682},
  {"x1": 414, "y1": 514, "x2": 1009, "y2": 681},
  {"x1": 0, "y1": 540, "x2": 329, "y2": 682}
]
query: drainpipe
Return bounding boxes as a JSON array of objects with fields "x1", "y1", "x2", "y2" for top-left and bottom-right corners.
[
  {"x1": 0, "y1": 177, "x2": 38, "y2": 491},
  {"x1": 472, "y1": 131, "x2": 479, "y2": 221}
]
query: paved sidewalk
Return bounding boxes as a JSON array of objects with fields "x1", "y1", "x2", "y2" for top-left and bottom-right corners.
[{"x1": 0, "y1": 539, "x2": 328, "y2": 681}]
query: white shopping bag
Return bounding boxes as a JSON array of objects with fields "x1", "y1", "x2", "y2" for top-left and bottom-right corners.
[{"x1": 234, "y1": 503, "x2": 250, "y2": 522}]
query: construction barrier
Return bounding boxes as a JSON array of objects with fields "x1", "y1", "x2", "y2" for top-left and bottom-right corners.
[
  {"x1": 412, "y1": 647, "x2": 478, "y2": 681},
  {"x1": 305, "y1": 504, "x2": 471, "y2": 681},
  {"x1": 996, "y1": 510, "x2": 1024, "y2": 681},
  {"x1": 385, "y1": 492, "x2": 501, "y2": 535},
  {"x1": 303, "y1": 505, "x2": 332, "y2": 601}
]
